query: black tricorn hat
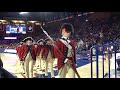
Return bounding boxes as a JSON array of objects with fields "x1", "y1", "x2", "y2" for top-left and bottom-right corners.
[
  {"x1": 34, "y1": 43, "x2": 38, "y2": 45},
  {"x1": 37, "y1": 39, "x2": 44, "y2": 43},
  {"x1": 23, "y1": 37, "x2": 34, "y2": 42},
  {"x1": 20, "y1": 42, "x2": 23, "y2": 45},
  {"x1": 60, "y1": 23, "x2": 74, "y2": 34},
  {"x1": 21, "y1": 39, "x2": 25, "y2": 42}
]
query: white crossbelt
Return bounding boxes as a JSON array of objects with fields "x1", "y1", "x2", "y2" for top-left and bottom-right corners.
[
  {"x1": 59, "y1": 39, "x2": 73, "y2": 63},
  {"x1": 59, "y1": 39, "x2": 72, "y2": 50}
]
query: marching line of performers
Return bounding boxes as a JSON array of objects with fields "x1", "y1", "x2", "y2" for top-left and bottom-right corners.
[
  {"x1": 15, "y1": 23, "x2": 80, "y2": 78},
  {"x1": 16, "y1": 37, "x2": 56, "y2": 78}
]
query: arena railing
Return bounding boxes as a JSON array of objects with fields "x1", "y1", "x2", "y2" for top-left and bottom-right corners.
[{"x1": 90, "y1": 42, "x2": 120, "y2": 78}]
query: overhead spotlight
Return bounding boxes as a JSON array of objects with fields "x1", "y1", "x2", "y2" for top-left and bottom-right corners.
[
  {"x1": 30, "y1": 21, "x2": 36, "y2": 23},
  {"x1": 90, "y1": 12, "x2": 94, "y2": 14},
  {"x1": 78, "y1": 14, "x2": 82, "y2": 17},
  {"x1": 43, "y1": 22, "x2": 45, "y2": 26},
  {"x1": 19, "y1": 12, "x2": 29, "y2": 14}
]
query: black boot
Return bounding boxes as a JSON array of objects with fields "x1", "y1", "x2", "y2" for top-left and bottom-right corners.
[
  {"x1": 44, "y1": 76, "x2": 48, "y2": 78},
  {"x1": 117, "y1": 67, "x2": 120, "y2": 71},
  {"x1": 42, "y1": 74, "x2": 45, "y2": 77},
  {"x1": 52, "y1": 77, "x2": 55, "y2": 78}
]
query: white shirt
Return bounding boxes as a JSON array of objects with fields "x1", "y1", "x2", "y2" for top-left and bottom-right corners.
[
  {"x1": 61, "y1": 36, "x2": 73, "y2": 63},
  {"x1": 61, "y1": 36, "x2": 70, "y2": 43}
]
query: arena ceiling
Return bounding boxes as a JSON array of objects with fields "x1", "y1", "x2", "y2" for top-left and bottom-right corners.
[
  {"x1": 0, "y1": 12, "x2": 80, "y2": 22},
  {"x1": 1, "y1": 12, "x2": 119, "y2": 24}
]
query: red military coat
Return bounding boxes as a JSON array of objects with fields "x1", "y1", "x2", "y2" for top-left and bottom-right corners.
[
  {"x1": 19, "y1": 45, "x2": 36, "y2": 61},
  {"x1": 35, "y1": 45, "x2": 44, "y2": 56},
  {"x1": 41, "y1": 45, "x2": 55, "y2": 59},
  {"x1": 54, "y1": 39, "x2": 76, "y2": 70},
  {"x1": 16, "y1": 45, "x2": 22, "y2": 59}
]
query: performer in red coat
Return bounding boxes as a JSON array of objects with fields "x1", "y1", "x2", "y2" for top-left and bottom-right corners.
[
  {"x1": 19, "y1": 37, "x2": 36, "y2": 78},
  {"x1": 54, "y1": 23, "x2": 77, "y2": 78},
  {"x1": 35, "y1": 39, "x2": 45, "y2": 70},
  {"x1": 36, "y1": 39, "x2": 45, "y2": 57},
  {"x1": 16, "y1": 42, "x2": 23, "y2": 59},
  {"x1": 41, "y1": 38, "x2": 55, "y2": 78},
  {"x1": 15, "y1": 41, "x2": 25, "y2": 74}
]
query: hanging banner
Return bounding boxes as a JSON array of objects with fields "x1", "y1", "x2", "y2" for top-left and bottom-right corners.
[
  {"x1": 0, "y1": 24, "x2": 4, "y2": 31},
  {"x1": 27, "y1": 23, "x2": 34, "y2": 32}
]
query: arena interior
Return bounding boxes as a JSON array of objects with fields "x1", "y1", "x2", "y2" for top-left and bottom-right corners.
[{"x1": 0, "y1": 12, "x2": 120, "y2": 78}]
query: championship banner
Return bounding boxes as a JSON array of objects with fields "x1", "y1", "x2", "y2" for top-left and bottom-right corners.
[
  {"x1": 27, "y1": 23, "x2": 34, "y2": 32},
  {"x1": 0, "y1": 24, "x2": 4, "y2": 31}
]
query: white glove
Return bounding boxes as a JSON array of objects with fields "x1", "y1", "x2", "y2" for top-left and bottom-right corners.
[
  {"x1": 20, "y1": 61, "x2": 24, "y2": 65},
  {"x1": 64, "y1": 58, "x2": 68, "y2": 63},
  {"x1": 75, "y1": 64, "x2": 77, "y2": 67}
]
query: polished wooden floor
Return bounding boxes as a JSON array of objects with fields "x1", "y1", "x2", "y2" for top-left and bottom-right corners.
[{"x1": 0, "y1": 53, "x2": 117, "y2": 78}]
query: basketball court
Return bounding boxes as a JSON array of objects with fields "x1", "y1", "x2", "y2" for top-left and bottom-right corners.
[{"x1": 1, "y1": 48, "x2": 117, "y2": 78}]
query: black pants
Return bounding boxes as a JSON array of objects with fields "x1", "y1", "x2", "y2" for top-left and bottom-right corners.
[
  {"x1": 117, "y1": 59, "x2": 120, "y2": 71},
  {"x1": 0, "y1": 67, "x2": 2, "y2": 78},
  {"x1": 0, "y1": 59, "x2": 3, "y2": 78},
  {"x1": 0, "y1": 59, "x2": 3, "y2": 67}
]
